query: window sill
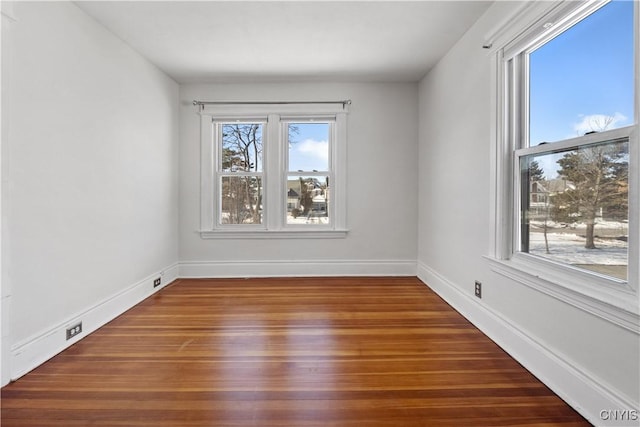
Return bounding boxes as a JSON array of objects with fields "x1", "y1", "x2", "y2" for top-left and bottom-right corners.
[
  {"x1": 199, "y1": 229, "x2": 349, "y2": 239},
  {"x1": 484, "y1": 255, "x2": 639, "y2": 334}
]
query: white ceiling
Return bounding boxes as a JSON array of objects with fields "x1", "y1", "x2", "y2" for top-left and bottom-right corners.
[{"x1": 75, "y1": 1, "x2": 492, "y2": 84}]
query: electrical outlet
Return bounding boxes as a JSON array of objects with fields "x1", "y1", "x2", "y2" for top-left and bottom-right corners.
[
  {"x1": 66, "y1": 322, "x2": 82, "y2": 340},
  {"x1": 153, "y1": 277, "x2": 162, "y2": 288},
  {"x1": 474, "y1": 281, "x2": 482, "y2": 298}
]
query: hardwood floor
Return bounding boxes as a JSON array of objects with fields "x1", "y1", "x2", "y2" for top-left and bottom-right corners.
[{"x1": 1, "y1": 277, "x2": 590, "y2": 426}]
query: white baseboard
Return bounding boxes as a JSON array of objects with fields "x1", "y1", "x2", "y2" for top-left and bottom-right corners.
[
  {"x1": 417, "y1": 261, "x2": 639, "y2": 427},
  {"x1": 9, "y1": 263, "x2": 179, "y2": 382},
  {"x1": 179, "y1": 259, "x2": 417, "y2": 278}
]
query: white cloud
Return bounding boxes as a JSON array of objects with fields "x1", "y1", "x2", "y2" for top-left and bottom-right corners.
[
  {"x1": 296, "y1": 138, "x2": 328, "y2": 161},
  {"x1": 573, "y1": 112, "x2": 628, "y2": 136},
  {"x1": 289, "y1": 138, "x2": 329, "y2": 172}
]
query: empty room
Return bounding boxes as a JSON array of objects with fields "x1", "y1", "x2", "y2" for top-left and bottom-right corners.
[{"x1": 1, "y1": 0, "x2": 638, "y2": 426}]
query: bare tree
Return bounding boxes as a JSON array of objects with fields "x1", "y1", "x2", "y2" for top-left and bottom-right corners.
[
  {"x1": 221, "y1": 124, "x2": 263, "y2": 223},
  {"x1": 527, "y1": 160, "x2": 552, "y2": 254},
  {"x1": 580, "y1": 115, "x2": 614, "y2": 136}
]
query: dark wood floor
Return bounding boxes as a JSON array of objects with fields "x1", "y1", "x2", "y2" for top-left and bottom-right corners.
[{"x1": 1, "y1": 277, "x2": 589, "y2": 426}]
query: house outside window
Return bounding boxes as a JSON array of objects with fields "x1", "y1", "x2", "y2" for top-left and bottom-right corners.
[
  {"x1": 286, "y1": 121, "x2": 332, "y2": 225},
  {"x1": 198, "y1": 102, "x2": 348, "y2": 239},
  {"x1": 487, "y1": 0, "x2": 638, "y2": 330}
]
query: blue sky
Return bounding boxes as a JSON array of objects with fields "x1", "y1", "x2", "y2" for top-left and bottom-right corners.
[
  {"x1": 529, "y1": 0, "x2": 634, "y2": 150},
  {"x1": 288, "y1": 122, "x2": 329, "y2": 172},
  {"x1": 221, "y1": 122, "x2": 330, "y2": 173}
]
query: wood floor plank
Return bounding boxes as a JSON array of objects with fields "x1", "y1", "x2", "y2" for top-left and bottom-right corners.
[{"x1": 1, "y1": 277, "x2": 590, "y2": 426}]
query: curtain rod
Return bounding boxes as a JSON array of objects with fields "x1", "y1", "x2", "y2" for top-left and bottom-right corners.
[{"x1": 193, "y1": 100, "x2": 352, "y2": 107}]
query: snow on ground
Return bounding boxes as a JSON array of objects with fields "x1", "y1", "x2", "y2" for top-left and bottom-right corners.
[
  {"x1": 528, "y1": 231, "x2": 627, "y2": 265},
  {"x1": 287, "y1": 215, "x2": 329, "y2": 225},
  {"x1": 567, "y1": 219, "x2": 628, "y2": 231}
]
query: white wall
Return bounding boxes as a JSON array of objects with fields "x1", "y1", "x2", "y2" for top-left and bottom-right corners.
[
  {"x1": 417, "y1": 2, "x2": 639, "y2": 425},
  {"x1": 179, "y1": 83, "x2": 418, "y2": 276},
  {"x1": 1, "y1": 2, "x2": 179, "y2": 382},
  {"x1": 4, "y1": 1, "x2": 634, "y2": 423}
]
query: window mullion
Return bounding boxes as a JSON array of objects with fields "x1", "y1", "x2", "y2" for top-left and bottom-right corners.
[{"x1": 265, "y1": 114, "x2": 282, "y2": 230}]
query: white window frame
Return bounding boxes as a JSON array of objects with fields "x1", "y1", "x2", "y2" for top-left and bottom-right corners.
[
  {"x1": 282, "y1": 117, "x2": 335, "y2": 230},
  {"x1": 485, "y1": 0, "x2": 639, "y2": 332},
  {"x1": 199, "y1": 102, "x2": 348, "y2": 239},
  {"x1": 214, "y1": 118, "x2": 267, "y2": 231}
]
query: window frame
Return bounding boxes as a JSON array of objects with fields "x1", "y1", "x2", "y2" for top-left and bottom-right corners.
[
  {"x1": 283, "y1": 118, "x2": 334, "y2": 229},
  {"x1": 215, "y1": 119, "x2": 267, "y2": 229},
  {"x1": 514, "y1": 126, "x2": 633, "y2": 288},
  {"x1": 199, "y1": 102, "x2": 348, "y2": 239},
  {"x1": 486, "y1": 0, "x2": 639, "y2": 331}
]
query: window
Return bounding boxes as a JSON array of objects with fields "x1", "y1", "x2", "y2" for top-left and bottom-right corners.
[
  {"x1": 488, "y1": 0, "x2": 638, "y2": 327},
  {"x1": 519, "y1": 134, "x2": 629, "y2": 281},
  {"x1": 219, "y1": 122, "x2": 264, "y2": 225},
  {"x1": 286, "y1": 121, "x2": 331, "y2": 225},
  {"x1": 199, "y1": 102, "x2": 348, "y2": 238}
]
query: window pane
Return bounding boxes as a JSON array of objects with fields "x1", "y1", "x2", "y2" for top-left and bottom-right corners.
[
  {"x1": 220, "y1": 176, "x2": 263, "y2": 224},
  {"x1": 286, "y1": 176, "x2": 329, "y2": 225},
  {"x1": 288, "y1": 122, "x2": 329, "y2": 172},
  {"x1": 519, "y1": 138, "x2": 628, "y2": 280},
  {"x1": 529, "y1": 1, "x2": 634, "y2": 146},
  {"x1": 221, "y1": 123, "x2": 263, "y2": 172}
]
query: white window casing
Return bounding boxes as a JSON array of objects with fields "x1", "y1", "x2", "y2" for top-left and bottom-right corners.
[
  {"x1": 486, "y1": 0, "x2": 639, "y2": 333},
  {"x1": 199, "y1": 102, "x2": 348, "y2": 239}
]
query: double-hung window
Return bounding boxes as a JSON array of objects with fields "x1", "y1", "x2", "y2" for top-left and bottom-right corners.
[
  {"x1": 199, "y1": 102, "x2": 348, "y2": 238},
  {"x1": 284, "y1": 120, "x2": 333, "y2": 226},
  {"x1": 488, "y1": 0, "x2": 638, "y2": 328},
  {"x1": 218, "y1": 121, "x2": 265, "y2": 226}
]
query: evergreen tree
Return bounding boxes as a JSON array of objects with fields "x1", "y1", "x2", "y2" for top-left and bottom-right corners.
[
  {"x1": 551, "y1": 142, "x2": 628, "y2": 249},
  {"x1": 528, "y1": 160, "x2": 545, "y2": 182}
]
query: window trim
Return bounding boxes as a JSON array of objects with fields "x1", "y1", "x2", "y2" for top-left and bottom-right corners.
[
  {"x1": 199, "y1": 102, "x2": 348, "y2": 239},
  {"x1": 487, "y1": 0, "x2": 639, "y2": 332}
]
